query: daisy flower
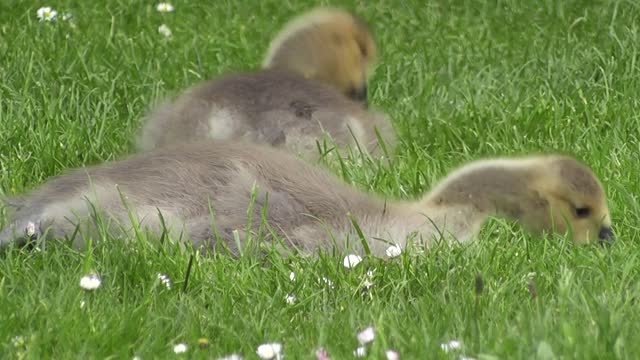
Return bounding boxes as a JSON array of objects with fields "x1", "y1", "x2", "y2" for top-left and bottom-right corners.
[
  {"x1": 256, "y1": 343, "x2": 282, "y2": 360},
  {"x1": 158, "y1": 24, "x2": 172, "y2": 38},
  {"x1": 36, "y1": 7, "x2": 57, "y2": 21},
  {"x1": 385, "y1": 350, "x2": 400, "y2": 360},
  {"x1": 357, "y1": 326, "x2": 375, "y2": 344},
  {"x1": 79, "y1": 273, "x2": 101, "y2": 291},
  {"x1": 284, "y1": 294, "x2": 296, "y2": 305},
  {"x1": 385, "y1": 244, "x2": 402, "y2": 258},
  {"x1": 173, "y1": 343, "x2": 188, "y2": 354},
  {"x1": 156, "y1": 2, "x2": 175, "y2": 12},
  {"x1": 343, "y1": 254, "x2": 362, "y2": 268}
]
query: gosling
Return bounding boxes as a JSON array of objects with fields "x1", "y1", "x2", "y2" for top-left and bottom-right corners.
[
  {"x1": 0, "y1": 142, "x2": 613, "y2": 257},
  {"x1": 137, "y1": 7, "x2": 394, "y2": 159}
]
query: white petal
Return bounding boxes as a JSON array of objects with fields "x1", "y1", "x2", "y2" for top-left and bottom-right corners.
[
  {"x1": 158, "y1": 24, "x2": 172, "y2": 37},
  {"x1": 289, "y1": 271, "x2": 295, "y2": 281},
  {"x1": 353, "y1": 346, "x2": 366, "y2": 357},
  {"x1": 385, "y1": 244, "x2": 402, "y2": 258},
  {"x1": 285, "y1": 294, "x2": 296, "y2": 305},
  {"x1": 343, "y1": 254, "x2": 362, "y2": 268},
  {"x1": 270, "y1": 343, "x2": 282, "y2": 354},
  {"x1": 173, "y1": 343, "x2": 188, "y2": 354},
  {"x1": 357, "y1": 326, "x2": 375, "y2": 344},
  {"x1": 36, "y1": 7, "x2": 51, "y2": 20},
  {"x1": 156, "y1": 3, "x2": 175, "y2": 12},
  {"x1": 385, "y1": 350, "x2": 399, "y2": 360},
  {"x1": 79, "y1": 273, "x2": 101, "y2": 290},
  {"x1": 256, "y1": 343, "x2": 278, "y2": 359}
]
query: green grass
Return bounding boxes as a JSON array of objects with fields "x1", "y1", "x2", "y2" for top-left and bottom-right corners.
[{"x1": 1, "y1": 0, "x2": 640, "y2": 358}]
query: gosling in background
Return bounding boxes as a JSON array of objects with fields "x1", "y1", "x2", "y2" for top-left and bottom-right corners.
[
  {"x1": 137, "y1": 7, "x2": 395, "y2": 159},
  {"x1": 262, "y1": 6, "x2": 376, "y2": 102},
  {"x1": 0, "y1": 142, "x2": 613, "y2": 257}
]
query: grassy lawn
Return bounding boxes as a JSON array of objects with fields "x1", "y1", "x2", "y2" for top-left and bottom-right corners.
[{"x1": 1, "y1": 0, "x2": 639, "y2": 358}]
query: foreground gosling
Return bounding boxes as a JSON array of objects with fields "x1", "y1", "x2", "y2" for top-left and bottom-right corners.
[
  {"x1": 137, "y1": 7, "x2": 394, "y2": 158},
  {"x1": 0, "y1": 142, "x2": 613, "y2": 256}
]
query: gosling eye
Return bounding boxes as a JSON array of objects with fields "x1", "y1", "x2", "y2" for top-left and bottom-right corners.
[{"x1": 575, "y1": 206, "x2": 591, "y2": 218}]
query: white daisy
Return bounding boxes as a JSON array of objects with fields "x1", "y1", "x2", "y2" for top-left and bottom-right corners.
[
  {"x1": 156, "y1": 2, "x2": 175, "y2": 12},
  {"x1": 256, "y1": 343, "x2": 282, "y2": 360},
  {"x1": 385, "y1": 244, "x2": 402, "y2": 258},
  {"x1": 36, "y1": 7, "x2": 57, "y2": 21},
  {"x1": 357, "y1": 326, "x2": 375, "y2": 344},
  {"x1": 79, "y1": 273, "x2": 101, "y2": 290},
  {"x1": 385, "y1": 350, "x2": 399, "y2": 360},
  {"x1": 440, "y1": 340, "x2": 462, "y2": 352},
  {"x1": 158, "y1": 24, "x2": 172, "y2": 38},
  {"x1": 173, "y1": 343, "x2": 188, "y2": 354},
  {"x1": 343, "y1": 254, "x2": 362, "y2": 268},
  {"x1": 284, "y1": 294, "x2": 296, "y2": 305}
]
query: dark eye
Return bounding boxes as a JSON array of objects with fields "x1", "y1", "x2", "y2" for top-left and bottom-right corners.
[{"x1": 575, "y1": 207, "x2": 591, "y2": 218}]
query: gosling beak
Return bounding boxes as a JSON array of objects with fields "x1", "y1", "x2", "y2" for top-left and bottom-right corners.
[
  {"x1": 349, "y1": 85, "x2": 368, "y2": 107},
  {"x1": 598, "y1": 226, "x2": 615, "y2": 245}
]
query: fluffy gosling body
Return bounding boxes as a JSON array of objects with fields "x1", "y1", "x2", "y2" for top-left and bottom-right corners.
[
  {"x1": 137, "y1": 7, "x2": 393, "y2": 158},
  {"x1": 0, "y1": 142, "x2": 612, "y2": 256}
]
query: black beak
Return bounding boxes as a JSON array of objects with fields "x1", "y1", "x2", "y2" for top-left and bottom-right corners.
[
  {"x1": 598, "y1": 226, "x2": 615, "y2": 245},
  {"x1": 349, "y1": 85, "x2": 368, "y2": 107}
]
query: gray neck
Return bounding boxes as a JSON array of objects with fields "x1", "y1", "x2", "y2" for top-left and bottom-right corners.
[{"x1": 423, "y1": 164, "x2": 539, "y2": 220}]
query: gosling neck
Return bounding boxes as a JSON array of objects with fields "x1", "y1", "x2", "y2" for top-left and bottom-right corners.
[{"x1": 421, "y1": 160, "x2": 542, "y2": 221}]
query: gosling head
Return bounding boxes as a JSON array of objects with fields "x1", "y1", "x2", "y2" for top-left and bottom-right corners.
[
  {"x1": 262, "y1": 7, "x2": 377, "y2": 105},
  {"x1": 527, "y1": 156, "x2": 613, "y2": 245}
]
